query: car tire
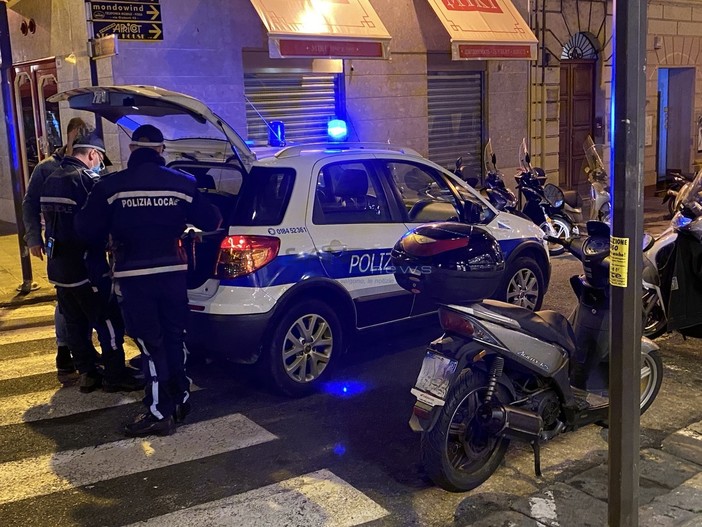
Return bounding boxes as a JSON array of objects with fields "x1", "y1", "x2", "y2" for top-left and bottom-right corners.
[
  {"x1": 496, "y1": 257, "x2": 545, "y2": 311},
  {"x1": 262, "y1": 299, "x2": 342, "y2": 397}
]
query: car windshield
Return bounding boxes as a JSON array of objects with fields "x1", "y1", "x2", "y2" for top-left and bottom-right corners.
[{"x1": 116, "y1": 114, "x2": 232, "y2": 143}]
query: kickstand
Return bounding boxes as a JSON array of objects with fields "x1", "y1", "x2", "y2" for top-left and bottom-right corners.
[{"x1": 531, "y1": 441, "x2": 542, "y2": 477}]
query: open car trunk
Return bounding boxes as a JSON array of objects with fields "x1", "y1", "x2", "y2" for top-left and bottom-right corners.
[{"x1": 168, "y1": 161, "x2": 244, "y2": 289}]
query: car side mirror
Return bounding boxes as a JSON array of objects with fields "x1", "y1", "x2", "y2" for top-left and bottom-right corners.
[{"x1": 461, "y1": 200, "x2": 482, "y2": 224}]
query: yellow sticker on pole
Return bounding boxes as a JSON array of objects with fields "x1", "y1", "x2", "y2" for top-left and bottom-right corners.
[{"x1": 610, "y1": 236, "x2": 629, "y2": 287}]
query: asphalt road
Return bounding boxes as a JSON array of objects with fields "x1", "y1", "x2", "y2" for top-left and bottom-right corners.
[{"x1": 2, "y1": 234, "x2": 702, "y2": 526}]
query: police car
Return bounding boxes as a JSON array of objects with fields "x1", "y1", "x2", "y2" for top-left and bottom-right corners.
[{"x1": 51, "y1": 86, "x2": 550, "y2": 396}]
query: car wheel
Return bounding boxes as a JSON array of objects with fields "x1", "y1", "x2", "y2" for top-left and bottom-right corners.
[
  {"x1": 497, "y1": 257, "x2": 544, "y2": 311},
  {"x1": 263, "y1": 299, "x2": 342, "y2": 397}
]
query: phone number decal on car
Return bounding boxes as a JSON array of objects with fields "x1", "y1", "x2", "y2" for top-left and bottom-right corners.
[{"x1": 268, "y1": 226, "x2": 308, "y2": 235}]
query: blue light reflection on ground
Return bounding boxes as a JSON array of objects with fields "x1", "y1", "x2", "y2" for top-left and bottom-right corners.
[
  {"x1": 322, "y1": 380, "x2": 368, "y2": 398},
  {"x1": 333, "y1": 443, "x2": 347, "y2": 456}
]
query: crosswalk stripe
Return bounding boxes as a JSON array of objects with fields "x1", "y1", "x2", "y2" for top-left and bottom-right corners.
[
  {"x1": 0, "y1": 303, "x2": 56, "y2": 320},
  {"x1": 0, "y1": 386, "x2": 143, "y2": 426},
  {"x1": 0, "y1": 324, "x2": 56, "y2": 346},
  {"x1": 0, "y1": 344, "x2": 140, "y2": 380},
  {"x1": 0, "y1": 413, "x2": 277, "y2": 506},
  {"x1": 123, "y1": 469, "x2": 389, "y2": 527}
]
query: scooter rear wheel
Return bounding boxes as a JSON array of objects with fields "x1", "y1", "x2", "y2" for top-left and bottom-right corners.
[
  {"x1": 640, "y1": 350, "x2": 663, "y2": 414},
  {"x1": 421, "y1": 369, "x2": 512, "y2": 492}
]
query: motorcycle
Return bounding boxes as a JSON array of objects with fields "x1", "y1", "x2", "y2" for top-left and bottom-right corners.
[
  {"x1": 582, "y1": 136, "x2": 611, "y2": 223},
  {"x1": 662, "y1": 169, "x2": 695, "y2": 218},
  {"x1": 392, "y1": 220, "x2": 663, "y2": 492},
  {"x1": 642, "y1": 168, "x2": 702, "y2": 339},
  {"x1": 515, "y1": 139, "x2": 579, "y2": 256}
]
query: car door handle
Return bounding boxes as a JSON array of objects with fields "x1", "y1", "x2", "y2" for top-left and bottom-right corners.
[{"x1": 322, "y1": 241, "x2": 348, "y2": 255}]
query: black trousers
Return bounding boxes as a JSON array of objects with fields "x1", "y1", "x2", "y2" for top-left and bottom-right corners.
[
  {"x1": 115, "y1": 272, "x2": 190, "y2": 420},
  {"x1": 55, "y1": 279, "x2": 126, "y2": 382}
]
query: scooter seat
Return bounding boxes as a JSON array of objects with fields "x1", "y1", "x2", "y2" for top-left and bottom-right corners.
[{"x1": 481, "y1": 300, "x2": 577, "y2": 354}]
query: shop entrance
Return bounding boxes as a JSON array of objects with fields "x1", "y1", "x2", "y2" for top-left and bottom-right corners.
[{"x1": 12, "y1": 58, "x2": 62, "y2": 186}]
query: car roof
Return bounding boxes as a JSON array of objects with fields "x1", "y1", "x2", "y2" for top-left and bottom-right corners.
[{"x1": 272, "y1": 142, "x2": 424, "y2": 160}]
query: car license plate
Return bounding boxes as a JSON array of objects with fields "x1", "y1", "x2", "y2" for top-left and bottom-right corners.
[{"x1": 414, "y1": 351, "x2": 458, "y2": 401}]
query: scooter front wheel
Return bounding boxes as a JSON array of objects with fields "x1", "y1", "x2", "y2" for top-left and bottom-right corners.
[{"x1": 421, "y1": 369, "x2": 512, "y2": 492}]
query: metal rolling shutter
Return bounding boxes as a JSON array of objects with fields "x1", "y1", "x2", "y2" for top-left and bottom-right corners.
[
  {"x1": 428, "y1": 72, "x2": 484, "y2": 179},
  {"x1": 244, "y1": 72, "x2": 338, "y2": 146}
]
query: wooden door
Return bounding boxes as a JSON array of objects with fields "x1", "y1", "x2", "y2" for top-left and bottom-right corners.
[{"x1": 559, "y1": 60, "x2": 595, "y2": 195}]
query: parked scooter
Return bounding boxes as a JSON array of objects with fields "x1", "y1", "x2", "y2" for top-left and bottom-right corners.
[
  {"x1": 515, "y1": 139, "x2": 579, "y2": 255},
  {"x1": 392, "y1": 220, "x2": 663, "y2": 492},
  {"x1": 662, "y1": 169, "x2": 695, "y2": 218},
  {"x1": 582, "y1": 136, "x2": 611, "y2": 223},
  {"x1": 481, "y1": 139, "x2": 519, "y2": 212},
  {"x1": 642, "y1": 168, "x2": 702, "y2": 338}
]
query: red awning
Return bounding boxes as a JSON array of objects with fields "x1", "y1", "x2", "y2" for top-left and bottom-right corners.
[
  {"x1": 427, "y1": 0, "x2": 538, "y2": 61},
  {"x1": 250, "y1": 0, "x2": 391, "y2": 59}
]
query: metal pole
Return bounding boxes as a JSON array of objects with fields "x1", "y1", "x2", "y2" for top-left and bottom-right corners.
[
  {"x1": 0, "y1": 0, "x2": 35, "y2": 294},
  {"x1": 609, "y1": 0, "x2": 647, "y2": 524},
  {"x1": 85, "y1": 0, "x2": 102, "y2": 135}
]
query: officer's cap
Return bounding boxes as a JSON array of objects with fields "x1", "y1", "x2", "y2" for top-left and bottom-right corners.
[
  {"x1": 72, "y1": 129, "x2": 112, "y2": 166},
  {"x1": 131, "y1": 124, "x2": 165, "y2": 148}
]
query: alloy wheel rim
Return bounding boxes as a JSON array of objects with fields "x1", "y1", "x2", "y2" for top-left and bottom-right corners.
[
  {"x1": 506, "y1": 268, "x2": 539, "y2": 310},
  {"x1": 446, "y1": 388, "x2": 499, "y2": 471},
  {"x1": 282, "y1": 314, "x2": 333, "y2": 383}
]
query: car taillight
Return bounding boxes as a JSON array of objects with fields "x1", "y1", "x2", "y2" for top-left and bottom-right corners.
[
  {"x1": 438, "y1": 307, "x2": 475, "y2": 338},
  {"x1": 400, "y1": 233, "x2": 469, "y2": 257},
  {"x1": 216, "y1": 235, "x2": 280, "y2": 279}
]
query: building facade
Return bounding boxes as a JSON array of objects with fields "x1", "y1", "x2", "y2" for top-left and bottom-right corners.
[{"x1": 1, "y1": 0, "x2": 701, "y2": 223}]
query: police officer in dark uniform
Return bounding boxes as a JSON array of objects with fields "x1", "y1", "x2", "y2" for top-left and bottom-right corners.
[
  {"x1": 39, "y1": 130, "x2": 143, "y2": 394},
  {"x1": 23, "y1": 117, "x2": 92, "y2": 384},
  {"x1": 76, "y1": 124, "x2": 221, "y2": 437}
]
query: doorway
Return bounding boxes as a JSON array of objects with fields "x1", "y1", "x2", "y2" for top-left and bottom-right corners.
[
  {"x1": 12, "y1": 58, "x2": 62, "y2": 186},
  {"x1": 657, "y1": 68, "x2": 695, "y2": 181},
  {"x1": 559, "y1": 60, "x2": 595, "y2": 196}
]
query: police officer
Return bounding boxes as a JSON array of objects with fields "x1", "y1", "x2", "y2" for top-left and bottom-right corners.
[
  {"x1": 39, "y1": 130, "x2": 143, "y2": 394},
  {"x1": 23, "y1": 117, "x2": 93, "y2": 384},
  {"x1": 76, "y1": 124, "x2": 221, "y2": 437}
]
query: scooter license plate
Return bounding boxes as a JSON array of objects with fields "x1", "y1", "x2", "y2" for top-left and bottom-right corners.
[{"x1": 413, "y1": 351, "x2": 458, "y2": 401}]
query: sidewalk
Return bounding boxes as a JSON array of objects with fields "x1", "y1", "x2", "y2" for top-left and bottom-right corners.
[
  {"x1": 458, "y1": 420, "x2": 702, "y2": 526},
  {"x1": 0, "y1": 220, "x2": 54, "y2": 308}
]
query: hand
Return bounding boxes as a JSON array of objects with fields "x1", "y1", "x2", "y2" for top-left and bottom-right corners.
[{"x1": 29, "y1": 245, "x2": 44, "y2": 260}]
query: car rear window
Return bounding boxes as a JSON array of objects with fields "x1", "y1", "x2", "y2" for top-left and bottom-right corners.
[{"x1": 232, "y1": 166, "x2": 295, "y2": 226}]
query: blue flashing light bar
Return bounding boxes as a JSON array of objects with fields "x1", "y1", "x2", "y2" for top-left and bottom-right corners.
[{"x1": 327, "y1": 119, "x2": 348, "y2": 141}]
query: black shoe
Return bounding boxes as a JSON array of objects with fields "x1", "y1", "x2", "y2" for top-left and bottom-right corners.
[
  {"x1": 56, "y1": 345, "x2": 75, "y2": 372},
  {"x1": 124, "y1": 413, "x2": 175, "y2": 437},
  {"x1": 102, "y1": 374, "x2": 145, "y2": 393},
  {"x1": 174, "y1": 401, "x2": 191, "y2": 423},
  {"x1": 79, "y1": 371, "x2": 103, "y2": 393}
]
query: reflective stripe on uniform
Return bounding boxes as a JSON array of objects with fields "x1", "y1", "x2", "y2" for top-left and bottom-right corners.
[
  {"x1": 106, "y1": 190, "x2": 193, "y2": 205},
  {"x1": 113, "y1": 264, "x2": 188, "y2": 278}
]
